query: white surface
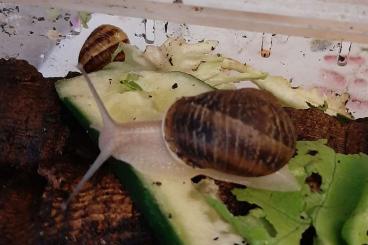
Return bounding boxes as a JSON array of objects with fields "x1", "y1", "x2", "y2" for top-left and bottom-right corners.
[
  {"x1": 4, "y1": 0, "x2": 368, "y2": 43},
  {"x1": 0, "y1": 3, "x2": 78, "y2": 67},
  {"x1": 33, "y1": 12, "x2": 368, "y2": 118}
]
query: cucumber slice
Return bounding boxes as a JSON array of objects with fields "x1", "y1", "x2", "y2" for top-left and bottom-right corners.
[{"x1": 56, "y1": 70, "x2": 243, "y2": 245}]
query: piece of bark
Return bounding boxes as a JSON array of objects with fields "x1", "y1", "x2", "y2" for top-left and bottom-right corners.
[
  {"x1": 0, "y1": 170, "x2": 45, "y2": 245},
  {"x1": 345, "y1": 117, "x2": 368, "y2": 154},
  {"x1": 0, "y1": 59, "x2": 69, "y2": 172},
  {"x1": 0, "y1": 59, "x2": 153, "y2": 244},
  {"x1": 284, "y1": 107, "x2": 368, "y2": 154},
  {"x1": 38, "y1": 159, "x2": 154, "y2": 244}
]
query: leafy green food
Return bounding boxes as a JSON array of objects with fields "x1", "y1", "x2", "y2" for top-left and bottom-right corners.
[
  {"x1": 105, "y1": 40, "x2": 351, "y2": 119},
  {"x1": 252, "y1": 76, "x2": 352, "y2": 119},
  {"x1": 78, "y1": 11, "x2": 91, "y2": 28},
  {"x1": 143, "y1": 37, "x2": 267, "y2": 87},
  {"x1": 120, "y1": 73, "x2": 143, "y2": 91},
  {"x1": 120, "y1": 79, "x2": 142, "y2": 91},
  {"x1": 342, "y1": 181, "x2": 368, "y2": 245},
  {"x1": 205, "y1": 196, "x2": 278, "y2": 245},
  {"x1": 314, "y1": 153, "x2": 368, "y2": 245},
  {"x1": 306, "y1": 101, "x2": 328, "y2": 112},
  {"x1": 104, "y1": 39, "x2": 266, "y2": 89},
  {"x1": 111, "y1": 42, "x2": 125, "y2": 62},
  {"x1": 204, "y1": 140, "x2": 368, "y2": 244}
]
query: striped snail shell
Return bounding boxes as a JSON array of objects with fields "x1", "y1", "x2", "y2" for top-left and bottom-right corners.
[
  {"x1": 164, "y1": 88, "x2": 297, "y2": 177},
  {"x1": 78, "y1": 24, "x2": 130, "y2": 73}
]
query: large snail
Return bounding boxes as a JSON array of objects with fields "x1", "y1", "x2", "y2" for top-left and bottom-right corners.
[{"x1": 63, "y1": 66, "x2": 298, "y2": 207}]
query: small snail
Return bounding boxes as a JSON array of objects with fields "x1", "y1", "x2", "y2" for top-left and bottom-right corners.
[
  {"x1": 63, "y1": 66, "x2": 298, "y2": 207},
  {"x1": 78, "y1": 24, "x2": 130, "y2": 73}
]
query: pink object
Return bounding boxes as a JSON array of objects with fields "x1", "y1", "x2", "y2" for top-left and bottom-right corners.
[
  {"x1": 353, "y1": 78, "x2": 368, "y2": 86},
  {"x1": 347, "y1": 99, "x2": 368, "y2": 118},
  {"x1": 323, "y1": 55, "x2": 337, "y2": 63},
  {"x1": 324, "y1": 55, "x2": 365, "y2": 65},
  {"x1": 348, "y1": 56, "x2": 366, "y2": 65},
  {"x1": 348, "y1": 78, "x2": 368, "y2": 102},
  {"x1": 320, "y1": 69, "x2": 347, "y2": 91},
  {"x1": 70, "y1": 16, "x2": 82, "y2": 32}
]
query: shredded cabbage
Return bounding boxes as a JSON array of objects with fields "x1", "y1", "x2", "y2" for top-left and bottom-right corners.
[{"x1": 105, "y1": 38, "x2": 352, "y2": 118}]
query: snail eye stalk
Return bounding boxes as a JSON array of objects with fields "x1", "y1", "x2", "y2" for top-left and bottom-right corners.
[{"x1": 62, "y1": 65, "x2": 117, "y2": 210}]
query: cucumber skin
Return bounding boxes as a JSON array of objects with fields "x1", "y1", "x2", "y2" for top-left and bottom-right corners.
[
  {"x1": 61, "y1": 98, "x2": 183, "y2": 245},
  {"x1": 112, "y1": 163, "x2": 183, "y2": 245}
]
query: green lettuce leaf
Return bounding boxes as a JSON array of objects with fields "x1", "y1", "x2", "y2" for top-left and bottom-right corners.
[
  {"x1": 205, "y1": 197, "x2": 273, "y2": 245},
  {"x1": 78, "y1": 11, "x2": 91, "y2": 28},
  {"x1": 119, "y1": 73, "x2": 143, "y2": 91},
  {"x1": 314, "y1": 153, "x2": 368, "y2": 245},
  {"x1": 203, "y1": 140, "x2": 368, "y2": 245},
  {"x1": 341, "y1": 181, "x2": 368, "y2": 245}
]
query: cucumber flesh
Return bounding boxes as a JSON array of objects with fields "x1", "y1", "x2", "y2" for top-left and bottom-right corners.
[
  {"x1": 56, "y1": 70, "x2": 243, "y2": 245},
  {"x1": 116, "y1": 165, "x2": 244, "y2": 245},
  {"x1": 56, "y1": 70, "x2": 213, "y2": 126}
]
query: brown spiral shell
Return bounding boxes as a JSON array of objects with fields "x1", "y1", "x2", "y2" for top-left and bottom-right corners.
[
  {"x1": 78, "y1": 24, "x2": 130, "y2": 73},
  {"x1": 164, "y1": 88, "x2": 296, "y2": 177}
]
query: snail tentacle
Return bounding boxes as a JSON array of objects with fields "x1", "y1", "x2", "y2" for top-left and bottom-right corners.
[
  {"x1": 62, "y1": 148, "x2": 112, "y2": 210},
  {"x1": 63, "y1": 65, "x2": 118, "y2": 208}
]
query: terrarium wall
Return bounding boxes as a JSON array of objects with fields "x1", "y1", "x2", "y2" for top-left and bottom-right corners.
[{"x1": 1, "y1": 3, "x2": 367, "y2": 118}]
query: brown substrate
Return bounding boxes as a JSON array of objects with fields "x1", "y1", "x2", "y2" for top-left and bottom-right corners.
[
  {"x1": 0, "y1": 59, "x2": 69, "y2": 172},
  {"x1": 0, "y1": 59, "x2": 154, "y2": 244},
  {"x1": 38, "y1": 160, "x2": 153, "y2": 244}
]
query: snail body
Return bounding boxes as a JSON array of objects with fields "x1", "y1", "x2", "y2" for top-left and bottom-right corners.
[
  {"x1": 79, "y1": 24, "x2": 130, "y2": 73},
  {"x1": 64, "y1": 67, "x2": 298, "y2": 207}
]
